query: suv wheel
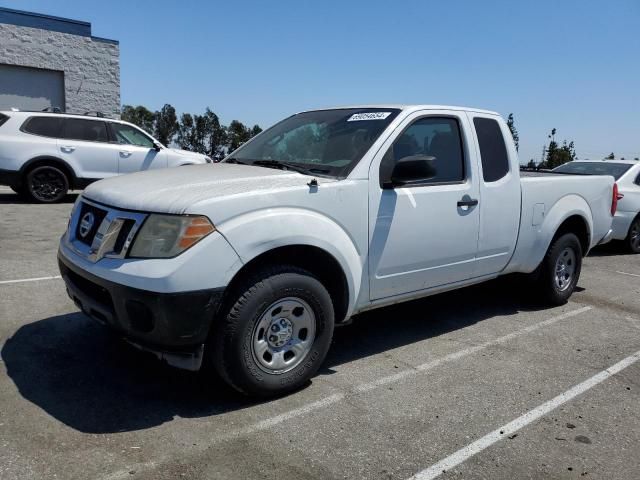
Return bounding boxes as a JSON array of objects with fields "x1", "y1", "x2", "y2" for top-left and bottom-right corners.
[
  {"x1": 25, "y1": 165, "x2": 69, "y2": 203},
  {"x1": 538, "y1": 232, "x2": 582, "y2": 305},
  {"x1": 210, "y1": 265, "x2": 335, "y2": 397},
  {"x1": 626, "y1": 217, "x2": 640, "y2": 253}
]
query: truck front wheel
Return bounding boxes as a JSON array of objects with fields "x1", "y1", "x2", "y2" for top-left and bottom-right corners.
[
  {"x1": 210, "y1": 266, "x2": 335, "y2": 397},
  {"x1": 538, "y1": 232, "x2": 583, "y2": 305}
]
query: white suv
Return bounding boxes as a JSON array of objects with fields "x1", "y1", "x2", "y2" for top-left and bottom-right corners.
[{"x1": 0, "y1": 111, "x2": 211, "y2": 202}]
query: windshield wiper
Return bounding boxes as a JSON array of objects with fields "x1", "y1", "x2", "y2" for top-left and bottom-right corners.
[
  {"x1": 224, "y1": 158, "x2": 247, "y2": 165},
  {"x1": 251, "y1": 160, "x2": 330, "y2": 176}
]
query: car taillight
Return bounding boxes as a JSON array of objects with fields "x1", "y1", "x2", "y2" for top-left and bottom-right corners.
[{"x1": 611, "y1": 183, "x2": 619, "y2": 216}]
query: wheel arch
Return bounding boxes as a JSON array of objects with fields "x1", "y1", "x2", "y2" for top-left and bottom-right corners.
[
  {"x1": 221, "y1": 244, "x2": 351, "y2": 325},
  {"x1": 19, "y1": 156, "x2": 79, "y2": 188}
]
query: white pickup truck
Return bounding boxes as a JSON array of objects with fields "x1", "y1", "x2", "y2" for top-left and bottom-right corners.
[{"x1": 58, "y1": 105, "x2": 616, "y2": 396}]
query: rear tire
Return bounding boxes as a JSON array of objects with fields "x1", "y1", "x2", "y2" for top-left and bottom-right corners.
[
  {"x1": 25, "y1": 165, "x2": 69, "y2": 203},
  {"x1": 537, "y1": 232, "x2": 582, "y2": 305},
  {"x1": 210, "y1": 265, "x2": 335, "y2": 397},
  {"x1": 625, "y1": 217, "x2": 640, "y2": 254}
]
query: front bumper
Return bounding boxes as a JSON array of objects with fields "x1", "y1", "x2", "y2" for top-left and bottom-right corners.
[{"x1": 58, "y1": 253, "x2": 225, "y2": 369}]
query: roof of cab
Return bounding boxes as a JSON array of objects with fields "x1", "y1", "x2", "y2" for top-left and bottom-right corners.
[
  {"x1": 568, "y1": 159, "x2": 639, "y2": 165},
  {"x1": 298, "y1": 104, "x2": 500, "y2": 116}
]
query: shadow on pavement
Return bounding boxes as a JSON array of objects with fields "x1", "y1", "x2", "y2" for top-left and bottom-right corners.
[
  {"x1": 1, "y1": 277, "x2": 541, "y2": 434},
  {"x1": 587, "y1": 242, "x2": 632, "y2": 257},
  {"x1": 0, "y1": 192, "x2": 79, "y2": 205}
]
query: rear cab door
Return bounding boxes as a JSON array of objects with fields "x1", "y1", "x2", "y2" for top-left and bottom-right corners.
[
  {"x1": 367, "y1": 109, "x2": 481, "y2": 300},
  {"x1": 466, "y1": 112, "x2": 521, "y2": 277},
  {"x1": 57, "y1": 118, "x2": 120, "y2": 179}
]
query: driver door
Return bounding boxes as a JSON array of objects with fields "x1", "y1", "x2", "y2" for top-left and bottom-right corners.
[
  {"x1": 368, "y1": 111, "x2": 481, "y2": 300},
  {"x1": 109, "y1": 122, "x2": 167, "y2": 174}
]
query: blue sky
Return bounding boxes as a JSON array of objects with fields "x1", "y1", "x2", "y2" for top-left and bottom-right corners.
[{"x1": 3, "y1": 0, "x2": 639, "y2": 162}]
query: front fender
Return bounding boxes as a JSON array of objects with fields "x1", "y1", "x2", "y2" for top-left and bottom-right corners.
[{"x1": 217, "y1": 208, "x2": 364, "y2": 317}]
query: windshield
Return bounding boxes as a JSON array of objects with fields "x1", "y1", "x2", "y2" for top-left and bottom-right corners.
[
  {"x1": 225, "y1": 108, "x2": 401, "y2": 178},
  {"x1": 553, "y1": 161, "x2": 632, "y2": 180}
]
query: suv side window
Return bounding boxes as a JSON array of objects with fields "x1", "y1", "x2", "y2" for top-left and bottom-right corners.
[
  {"x1": 473, "y1": 117, "x2": 509, "y2": 182},
  {"x1": 636, "y1": 172, "x2": 640, "y2": 186},
  {"x1": 110, "y1": 123, "x2": 154, "y2": 148},
  {"x1": 62, "y1": 118, "x2": 109, "y2": 143},
  {"x1": 382, "y1": 117, "x2": 465, "y2": 185},
  {"x1": 22, "y1": 116, "x2": 63, "y2": 138}
]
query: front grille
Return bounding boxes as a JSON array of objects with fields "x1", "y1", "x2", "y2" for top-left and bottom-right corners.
[{"x1": 75, "y1": 202, "x2": 108, "y2": 246}]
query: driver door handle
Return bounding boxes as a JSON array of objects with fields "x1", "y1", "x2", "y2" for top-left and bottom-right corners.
[
  {"x1": 119, "y1": 150, "x2": 132, "y2": 158},
  {"x1": 457, "y1": 198, "x2": 479, "y2": 207}
]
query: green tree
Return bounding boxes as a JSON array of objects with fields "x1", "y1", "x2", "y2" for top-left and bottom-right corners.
[
  {"x1": 121, "y1": 105, "x2": 154, "y2": 134},
  {"x1": 176, "y1": 113, "x2": 195, "y2": 150},
  {"x1": 154, "y1": 104, "x2": 178, "y2": 146},
  {"x1": 506, "y1": 113, "x2": 519, "y2": 151},
  {"x1": 544, "y1": 129, "x2": 576, "y2": 169},
  {"x1": 227, "y1": 120, "x2": 251, "y2": 152},
  {"x1": 605, "y1": 152, "x2": 615, "y2": 160},
  {"x1": 527, "y1": 159, "x2": 536, "y2": 169},
  {"x1": 250, "y1": 125, "x2": 263, "y2": 138},
  {"x1": 203, "y1": 108, "x2": 228, "y2": 159}
]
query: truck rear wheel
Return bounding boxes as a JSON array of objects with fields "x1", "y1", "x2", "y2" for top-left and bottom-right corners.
[
  {"x1": 210, "y1": 265, "x2": 335, "y2": 397},
  {"x1": 25, "y1": 165, "x2": 69, "y2": 203},
  {"x1": 538, "y1": 232, "x2": 582, "y2": 305}
]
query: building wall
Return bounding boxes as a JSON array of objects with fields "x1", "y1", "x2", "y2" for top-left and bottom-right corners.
[{"x1": 0, "y1": 22, "x2": 120, "y2": 117}]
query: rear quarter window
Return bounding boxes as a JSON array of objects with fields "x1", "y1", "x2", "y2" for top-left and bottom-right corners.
[
  {"x1": 473, "y1": 117, "x2": 510, "y2": 182},
  {"x1": 0, "y1": 113, "x2": 9, "y2": 128},
  {"x1": 21, "y1": 116, "x2": 63, "y2": 138}
]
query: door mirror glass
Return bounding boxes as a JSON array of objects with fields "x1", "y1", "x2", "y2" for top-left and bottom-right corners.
[{"x1": 388, "y1": 155, "x2": 437, "y2": 187}]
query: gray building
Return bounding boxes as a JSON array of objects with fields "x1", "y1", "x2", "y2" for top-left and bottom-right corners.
[{"x1": 0, "y1": 7, "x2": 120, "y2": 117}]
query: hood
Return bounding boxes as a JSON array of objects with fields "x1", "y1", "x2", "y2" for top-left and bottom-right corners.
[
  {"x1": 83, "y1": 164, "x2": 316, "y2": 214},
  {"x1": 167, "y1": 148, "x2": 207, "y2": 161}
]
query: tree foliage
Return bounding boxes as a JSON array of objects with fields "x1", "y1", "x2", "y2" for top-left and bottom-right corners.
[
  {"x1": 121, "y1": 105, "x2": 155, "y2": 134},
  {"x1": 540, "y1": 128, "x2": 576, "y2": 169},
  {"x1": 506, "y1": 113, "x2": 519, "y2": 152},
  {"x1": 154, "y1": 104, "x2": 179, "y2": 147},
  {"x1": 121, "y1": 103, "x2": 261, "y2": 158}
]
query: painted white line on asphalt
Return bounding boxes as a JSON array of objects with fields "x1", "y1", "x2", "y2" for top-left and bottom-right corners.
[
  {"x1": 616, "y1": 271, "x2": 640, "y2": 278},
  {"x1": 408, "y1": 349, "x2": 640, "y2": 480},
  {"x1": 355, "y1": 306, "x2": 592, "y2": 393},
  {"x1": 102, "y1": 305, "x2": 593, "y2": 480},
  {"x1": 0, "y1": 275, "x2": 62, "y2": 285}
]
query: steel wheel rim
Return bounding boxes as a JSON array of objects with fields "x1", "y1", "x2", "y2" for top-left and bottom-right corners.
[
  {"x1": 251, "y1": 297, "x2": 316, "y2": 374},
  {"x1": 31, "y1": 168, "x2": 65, "y2": 201},
  {"x1": 631, "y1": 222, "x2": 640, "y2": 251},
  {"x1": 554, "y1": 247, "x2": 576, "y2": 292}
]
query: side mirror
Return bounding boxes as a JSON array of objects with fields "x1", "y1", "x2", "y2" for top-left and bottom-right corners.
[
  {"x1": 153, "y1": 142, "x2": 162, "y2": 152},
  {"x1": 383, "y1": 155, "x2": 437, "y2": 188}
]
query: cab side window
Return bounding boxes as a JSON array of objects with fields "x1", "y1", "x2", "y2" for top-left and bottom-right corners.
[
  {"x1": 473, "y1": 117, "x2": 509, "y2": 182},
  {"x1": 382, "y1": 117, "x2": 465, "y2": 185}
]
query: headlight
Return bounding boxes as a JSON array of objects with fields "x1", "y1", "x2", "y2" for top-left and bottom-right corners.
[{"x1": 129, "y1": 214, "x2": 215, "y2": 258}]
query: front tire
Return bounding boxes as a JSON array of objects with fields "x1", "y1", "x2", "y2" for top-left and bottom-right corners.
[
  {"x1": 538, "y1": 232, "x2": 582, "y2": 305},
  {"x1": 625, "y1": 217, "x2": 640, "y2": 253},
  {"x1": 210, "y1": 266, "x2": 335, "y2": 397},
  {"x1": 25, "y1": 165, "x2": 69, "y2": 203}
]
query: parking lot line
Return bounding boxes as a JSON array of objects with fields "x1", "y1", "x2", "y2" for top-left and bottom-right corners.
[
  {"x1": 355, "y1": 306, "x2": 591, "y2": 393},
  {"x1": 616, "y1": 271, "x2": 640, "y2": 278},
  {"x1": 408, "y1": 349, "x2": 640, "y2": 480},
  {"x1": 0, "y1": 275, "x2": 62, "y2": 285},
  {"x1": 100, "y1": 305, "x2": 593, "y2": 479}
]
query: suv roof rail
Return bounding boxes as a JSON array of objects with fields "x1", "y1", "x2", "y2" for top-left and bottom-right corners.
[
  {"x1": 41, "y1": 106, "x2": 63, "y2": 113},
  {"x1": 83, "y1": 111, "x2": 105, "y2": 118}
]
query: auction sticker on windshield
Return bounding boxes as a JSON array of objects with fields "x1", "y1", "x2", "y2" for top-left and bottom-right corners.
[{"x1": 347, "y1": 112, "x2": 392, "y2": 121}]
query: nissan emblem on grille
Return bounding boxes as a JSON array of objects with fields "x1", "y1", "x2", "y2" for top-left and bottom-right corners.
[{"x1": 79, "y1": 212, "x2": 95, "y2": 238}]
